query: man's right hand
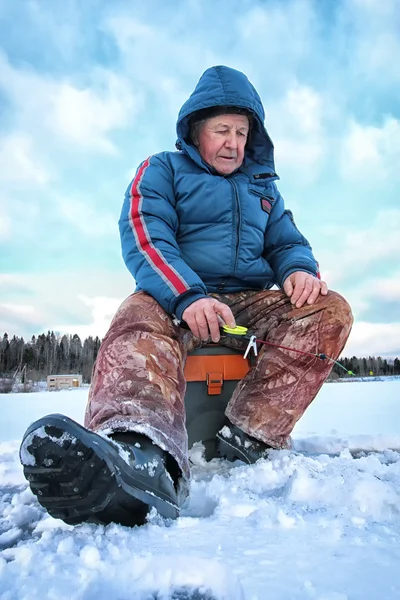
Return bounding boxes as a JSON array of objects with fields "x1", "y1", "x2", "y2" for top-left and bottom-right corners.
[{"x1": 182, "y1": 298, "x2": 236, "y2": 343}]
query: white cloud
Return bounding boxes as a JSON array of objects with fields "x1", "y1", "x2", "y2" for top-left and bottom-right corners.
[
  {"x1": 0, "y1": 270, "x2": 134, "y2": 339},
  {"x1": 341, "y1": 210, "x2": 400, "y2": 266},
  {"x1": 319, "y1": 209, "x2": 400, "y2": 288},
  {"x1": 374, "y1": 280, "x2": 400, "y2": 302},
  {"x1": 0, "y1": 133, "x2": 49, "y2": 184},
  {"x1": 49, "y1": 74, "x2": 140, "y2": 154},
  {"x1": 2, "y1": 304, "x2": 35, "y2": 315},
  {"x1": 0, "y1": 211, "x2": 11, "y2": 242},
  {"x1": 340, "y1": 118, "x2": 400, "y2": 182},
  {"x1": 274, "y1": 137, "x2": 325, "y2": 175},
  {"x1": 0, "y1": 52, "x2": 141, "y2": 155},
  {"x1": 283, "y1": 85, "x2": 323, "y2": 137},
  {"x1": 0, "y1": 51, "x2": 142, "y2": 258},
  {"x1": 347, "y1": 273, "x2": 400, "y2": 323},
  {"x1": 300, "y1": 211, "x2": 400, "y2": 347},
  {"x1": 0, "y1": 304, "x2": 46, "y2": 340},
  {"x1": 269, "y1": 84, "x2": 327, "y2": 180},
  {"x1": 103, "y1": 15, "x2": 218, "y2": 118},
  {"x1": 104, "y1": 15, "x2": 217, "y2": 78},
  {"x1": 56, "y1": 195, "x2": 119, "y2": 237},
  {"x1": 348, "y1": 276, "x2": 400, "y2": 307},
  {"x1": 347, "y1": 0, "x2": 400, "y2": 85},
  {"x1": 345, "y1": 321, "x2": 400, "y2": 357},
  {"x1": 53, "y1": 295, "x2": 122, "y2": 339},
  {"x1": 238, "y1": 2, "x2": 316, "y2": 64},
  {"x1": 343, "y1": 277, "x2": 400, "y2": 327}
]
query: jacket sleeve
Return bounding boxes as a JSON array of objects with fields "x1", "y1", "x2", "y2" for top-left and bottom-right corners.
[
  {"x1": 119, "y1": 154, "x2": 208, "y2": 319},
  {"x1": 263, "y1": 183, "x2": 319, "y2": 287}
]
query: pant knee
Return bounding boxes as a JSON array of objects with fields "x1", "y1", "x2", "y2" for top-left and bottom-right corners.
[
  {"x1": 323, "y1": 290, "x2": 353, "y2": 327},
  {"x1": 106, "y1": 292, "x2": 173, "y2": 338}
]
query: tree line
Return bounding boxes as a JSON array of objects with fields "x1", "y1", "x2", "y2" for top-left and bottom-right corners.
[
  {"x1": 0, "y1": 331, "x2": 399, "y2": 387},
  {"x1": 0, "y1": 332, "x2": 101, "y2": 385},
  {"x1": 331, "y1": 356, "x2": 400, "y2": 378}
]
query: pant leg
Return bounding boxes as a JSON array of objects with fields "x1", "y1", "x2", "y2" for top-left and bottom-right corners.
[
  {"x1": 215, "y1": 289, "x2": 353, "y2": 449},
  {"x1": 84, "y1": 291, "x2": 195, "y2": 480}
]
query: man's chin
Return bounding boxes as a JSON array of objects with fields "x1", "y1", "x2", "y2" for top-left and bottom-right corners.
[{"x1": 214, "y1": 159, "x2": 241, "y2": 175}]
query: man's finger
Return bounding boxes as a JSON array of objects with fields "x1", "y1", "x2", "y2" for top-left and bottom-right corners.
[
  {"x1": 320, "y1": 280, "x2": 328, "y2": 295},
  {"x1": 290, "y1": 277, "x2": 307, "y2": 305},
  {"x1": 195, "y1": 311, "x2": 211, "y2": 342},
  {"x1": 283, "y1": 277, "x2": 294, "y2": 298},
  {"x1": 204, "y1": 307, "x2": 221, "y2": 342},
  {"x1": 185, "y1": 315, "x2": 200, "y2": 338},
  {"x1": 215, "y1": 303, "x2": 236, "y2": 329},
  {"x1": 294, "y1": 277, "x2": 313, "y2": 308},
  {"x1": 306, "y1": 278, "x2": 322, "y2": 305}
]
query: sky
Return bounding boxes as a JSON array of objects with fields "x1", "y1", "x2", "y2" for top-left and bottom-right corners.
[{"x1": 0, "y1": 0, "x2": 399, "y2": 357}]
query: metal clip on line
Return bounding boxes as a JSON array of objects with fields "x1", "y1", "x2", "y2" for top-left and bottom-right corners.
[
  {"x1": 221, "y1": 325, "x2": 258, "y2": 359},
  {"x1": 243, "y1": 335, "x2": 258, "y2": 359}
]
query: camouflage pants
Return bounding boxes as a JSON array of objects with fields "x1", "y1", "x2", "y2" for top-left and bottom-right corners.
[{"x1": 85, "y1": 290, "x2": 353, "y2": 480}]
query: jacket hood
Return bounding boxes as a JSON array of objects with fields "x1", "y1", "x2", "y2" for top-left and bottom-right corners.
[{"x1": 176, "y1": 66, "x2": 275, "y2": 175}]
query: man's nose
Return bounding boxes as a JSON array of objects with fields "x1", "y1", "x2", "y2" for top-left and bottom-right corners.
[{"x1": 225, "y1": 132, "x2": 238, "y2": 149}]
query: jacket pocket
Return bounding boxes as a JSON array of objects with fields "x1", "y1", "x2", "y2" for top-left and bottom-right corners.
[{"x1": 249, "y1": 188, "x2": 275, "y2": 214}]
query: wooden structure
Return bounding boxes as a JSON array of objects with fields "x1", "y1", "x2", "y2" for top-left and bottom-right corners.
[{"x1": 47, "y1": 374, "x2": 82, "y2": 391}]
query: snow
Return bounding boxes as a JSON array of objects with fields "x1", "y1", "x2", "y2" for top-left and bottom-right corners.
[{"x1": 1, "y1": 381, "x2": 400, "y2": 599}]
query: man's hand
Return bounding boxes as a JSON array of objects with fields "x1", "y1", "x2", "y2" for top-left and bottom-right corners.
[
  {"x1": 283, "y1": 271, "x2": 328, "y2": 308},
  {"x1": 182, "y1": 298, "x2": 236, "y2": 342}
]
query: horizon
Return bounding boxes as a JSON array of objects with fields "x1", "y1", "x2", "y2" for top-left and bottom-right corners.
[
  {"x1": 1, "y1": 0, "x2": 399, "y2": 358},
  {"x1": 1, "y1": 329, "x2": 399, "y2": 363}
]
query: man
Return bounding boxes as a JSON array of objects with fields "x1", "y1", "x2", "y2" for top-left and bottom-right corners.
[{"x1": 20, "y1": 66, "x2": 353, "y2": 528}]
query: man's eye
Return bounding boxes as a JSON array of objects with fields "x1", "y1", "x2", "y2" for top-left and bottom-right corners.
[{"x1": 238, "y1": 131, "x2": 247, "y2": 137}]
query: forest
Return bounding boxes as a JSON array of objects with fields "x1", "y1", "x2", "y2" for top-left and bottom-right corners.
[
  {"x1": 0, "y1": 332, "x2": 101, "y2": 390},
  {"x1": 0, "y1": 331, "x2": 399, "y2": 393}
]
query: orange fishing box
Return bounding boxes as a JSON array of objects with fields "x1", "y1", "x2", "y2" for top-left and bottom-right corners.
[{"x1": 184, "y1": 345, "x2": 251, "y2": 459}]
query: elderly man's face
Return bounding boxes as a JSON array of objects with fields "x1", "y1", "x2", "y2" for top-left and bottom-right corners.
[{"x1": 195, "y1": 114, "x2": 249, "y2": 175}]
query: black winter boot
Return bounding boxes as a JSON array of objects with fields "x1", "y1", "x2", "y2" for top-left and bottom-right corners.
[
  {"x1": 216, "y1": 419, "x2": 273, "y2": 464},
  {"x1": 19, "y1": 413, "x2": 186, "y2": 527}
]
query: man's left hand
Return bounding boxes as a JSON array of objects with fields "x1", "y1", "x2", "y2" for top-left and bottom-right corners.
[{"x1": 283, "y1": 271, "x2": 328, "y2": 308}]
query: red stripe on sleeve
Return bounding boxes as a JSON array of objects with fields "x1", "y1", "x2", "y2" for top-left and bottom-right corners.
[{"x1": 129, "y1": 158, "x2": 190, "y2": 296}]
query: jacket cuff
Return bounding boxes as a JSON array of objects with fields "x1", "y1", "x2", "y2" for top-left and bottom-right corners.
[
  {"x1": 278, "y1": 265, "x2": 318, "y2": 288},
  {"x1": 173, "y1": 290, "x2": 208, "y2": 321}
]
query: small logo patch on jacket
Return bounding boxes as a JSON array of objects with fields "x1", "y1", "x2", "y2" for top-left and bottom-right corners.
[{"x1": 260, "y1": 197, "x2": 272, "y2": 213}]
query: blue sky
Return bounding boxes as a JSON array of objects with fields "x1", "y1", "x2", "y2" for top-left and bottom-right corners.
[{"x1": 1, "y1": 0, "x2": 399, "y2": 357}]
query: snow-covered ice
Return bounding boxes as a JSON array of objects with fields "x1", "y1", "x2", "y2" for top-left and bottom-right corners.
[{"x1": 1, "y1": 380, "x2": 400, "y2": 599}]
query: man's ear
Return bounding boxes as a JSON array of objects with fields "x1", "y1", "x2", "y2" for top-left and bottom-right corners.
[{"x1": 191, "y1": 122, "x2": 201, "y2": 147}]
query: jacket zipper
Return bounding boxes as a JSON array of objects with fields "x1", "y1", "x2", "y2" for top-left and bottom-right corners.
[
  {"x1": 228, "y1": 179, "x2": 241, "y2": 275},
  {"x1": 249, "y1": 188, "x2": 275, "y2": 200}
]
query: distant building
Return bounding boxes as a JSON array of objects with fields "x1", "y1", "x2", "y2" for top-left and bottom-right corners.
[{"x1": 47, "y1": 374, "x2": 82, "y2": 391}]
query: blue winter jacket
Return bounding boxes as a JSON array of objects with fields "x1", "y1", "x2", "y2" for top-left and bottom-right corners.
[{"x1": 119, "y1": 66, "x2": 318, "y2": 320}]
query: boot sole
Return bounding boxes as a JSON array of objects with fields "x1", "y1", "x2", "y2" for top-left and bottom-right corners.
[
  {"x1": 20, "y1": 414, "x2": 180, "y2": 526},
  {"x1": 216, "y1": 432, "x2": 273, "y2": 465},
  {"x1": 216, "y1": 433, "x2": 252, "y2": 464}
]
